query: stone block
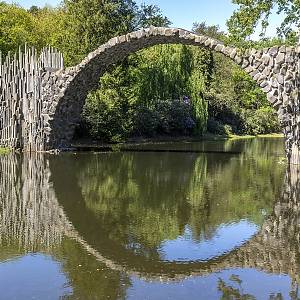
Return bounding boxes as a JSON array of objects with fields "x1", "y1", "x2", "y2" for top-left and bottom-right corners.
[
  {"x1": 164, "y1": 28, "x2": 176, "y2": 36},
  {"x1": 276, "y1": 74, "x2": 284, "y2": 85},
  {"x1": 262, "y1": 54, "x2": 270, "y2": 65},
  {"x1": 259, "y1": 81, "x2": 269, "y2": 88},
  {"x1": 233, "y1": 56, "x2": 242, "y2": 65},
  {"x1": 271, "y1": 78, "x2": 279, "y2": 88},
  {"x1": 257, "y1": 75, "x2": 267, "y2": 84},
  {"x1": 285, "y1": 72, "x2": 294, "y2": 81},
  {"x1": 279, "y1": 46, "x2": 286, "y2": 53},
  {"x1": 262, "y1": 66, "x2": 272, "y2": 77},
  {"x1": 118, "y1": 35, "x2": 127, "y2": 43},
  {"x1": 268, "y1": 47, "x2": 279, "y2": 57},
  {"x1": 204, "y1": 38, "x2": 212, "y2": 47},
  {"x1": 244, "y1": 65, "x2": 254, "y2": 73},
  {"x1": 241, "y1": 58, "x2": 250, "y2": 68},
  {"x1": 275, "y1": 52, "x2": 285, "y2": 65},
  {"x1": 179, "y1": 29, "x2": 189, "y2": 38},
  {"x1": 263, "y1": 83, "x2": 271, "y2": 93},
  {"x1": 267, "y1": 94, "x2": 277, "y2": 105}
]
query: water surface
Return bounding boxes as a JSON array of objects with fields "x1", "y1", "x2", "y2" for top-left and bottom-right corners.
[{"x1": 1, "y1": 137, "x2": 299, "y2": 299}]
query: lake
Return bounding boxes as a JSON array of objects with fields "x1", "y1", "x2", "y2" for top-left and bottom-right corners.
[{"x1": 1, "y1": 137, "x2": 299, "y2": 299}]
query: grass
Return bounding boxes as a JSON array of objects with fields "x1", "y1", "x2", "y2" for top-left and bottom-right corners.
[
  {"x1": 72, "y1": 133, "x2": 285, "y2": 151},
  {"x1": 257, "y1": 133, "x2": 284, "y2": 138},
  {"x1": 227, "y1": 133, "x2": 284, "y2": 140}
]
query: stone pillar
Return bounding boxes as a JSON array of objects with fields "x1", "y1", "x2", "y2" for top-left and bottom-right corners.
[
  {"x1": 277, "y1": 44, "x2": 300, "y2": 165},
  {"x1": 290, "y1": 140, "x2": 300, "y2": 165},
  {"x1": 282, "y1": 114, "x2": 300, "y2": 165}
]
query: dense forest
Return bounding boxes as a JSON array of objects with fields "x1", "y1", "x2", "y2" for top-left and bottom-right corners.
[{"x1": 0, "y1": 0, "x2": 293, "y2": 142}]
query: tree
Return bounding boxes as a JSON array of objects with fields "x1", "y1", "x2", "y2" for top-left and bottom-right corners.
[
  {"x1": 0, "y1": 2, "x2": 37, "y2": 56},
  {"x1": 193, "y1": 22, "x2": 227, "y2": 42},
  {"x1": 227, "y1": 0, "x2": 300, "y2": 45},
  {"x1": 192, "y1": 21, "x2": 280, "y2": 136},
  {"x1": 28, "y1": 5, "x2": 41, "y2": 15},
  {"x1": 135, "y1": 4, "x2": 171, "y2": 28},
  {"x1": 57, "y1": 0, "x2": 136, "y2": 65},
  {"x1": 56, "y1": 0, "x2": 171, "y2": 66},
  {"x1": 0, "y1": 3, "x2": 66, "y2": 57}
]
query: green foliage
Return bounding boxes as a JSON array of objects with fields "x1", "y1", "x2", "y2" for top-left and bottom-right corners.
[
  {"x1": 136, "y1": 4, "x2": 171, "y2": 28},
  {"x1": 227, "y1": 0, "x2": 300, "y2": 45},
  {"x1": 0, "y1": 2, "x2": 38, "y2": 56},
  {"x1": 134, "y1": 100, "x2": 196, "y2": 136},
  {"x1": 82, "y1": 93, "x2": 133, "y2": 143},
  {"x1": 59, "y1": 0, "x2": 138, "y2": 65},
  {"x1": 82, "y1": 44, "x2": 210, "y2": 141},
  {"x1": 192, "y1": 22, "x2": 227, "y2": 42},
  {"x1": 56, "y1": 0, "x2": 172, "y2": 66},
  {"x1": 205, "y1": 57, "x2": 280, "y2": 135},
  {"x1": 218, "y1": 277, "x2": 256, "y2": 300},
  {"x1": 243, "y1": 107, "x2": 281, "y2": 135},
  {"x1": 0, "y1": 2, "x2": 282, "y2": 141},
  {"x1": 191, "y1": 22, "x2": 280, "y2": 136},
  {"x1": 0, "y1": 148, "x2": 10, "y2": 155}
]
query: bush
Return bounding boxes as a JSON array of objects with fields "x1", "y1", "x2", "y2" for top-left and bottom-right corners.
[
  {"x1": 207, "y1": 119, "x2": 232, "y2": 135},
  {"x1": 243, "y1": 107, "x2": 281, "y2": 135},
  {"x1": 133, "y1": 99, "x2": 196, "y2": 137},
  {"x1": 133, "y1": 106, "x2": 160, "y2": 136},
  {"x1": 81, "y1": 96, "x2": 198, "y2": 141},
  {"x1": 81, "y1": 94, "x2": 134, "y2": 142}
]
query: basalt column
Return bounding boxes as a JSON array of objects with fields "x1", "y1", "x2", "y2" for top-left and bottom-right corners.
[{"x1": 283, "y1": 47, "x2": 300, "y2": 165}]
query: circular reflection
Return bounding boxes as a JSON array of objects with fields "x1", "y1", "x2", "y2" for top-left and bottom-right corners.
[{"x1": 50, "y1": 138, "x2": 285, "y2": 276}]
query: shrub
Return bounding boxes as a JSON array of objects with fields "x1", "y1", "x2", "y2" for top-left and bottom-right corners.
[
  {"x1": 207, "y1": 117, "x2": 233, "y2": 136},
  {"x1": 133, "y1": 99, "x2": 196, "y2": 137},
  {"x1": 243, "y1": 107, "x2": 281, "y2": 135},
  {"x1": 82, "y1": 94, "x2": 134, "y2": 142}
]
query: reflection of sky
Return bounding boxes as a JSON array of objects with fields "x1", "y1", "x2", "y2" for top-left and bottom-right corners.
[
  {"x1": 159, "y1": 220, "x2": 258, "y2": 262},
  {"x1": 128, "y1": 268, "x2": 296, "y2": 300},
  {"x1": 0, "y1": 254, "x2": 72, "y2": 299}
]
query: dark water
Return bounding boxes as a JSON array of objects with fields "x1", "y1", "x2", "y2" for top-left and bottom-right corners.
[{"x1": 1, "y1": 137, "x2": 299, "y2": 299}]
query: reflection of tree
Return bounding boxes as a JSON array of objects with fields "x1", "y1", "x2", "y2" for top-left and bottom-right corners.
[
  {"x1": 71, "y1": 138, "x2": 285, "y2": 257},
  {"x1": 74, "y1": 152, "x2": 197, "y2": 258},
  {"x1": 187, "y1": 145, "x2": 284, "y2": 240},
  {"x1": 218, "y1": 276, "x2": 256, "y2": 300},
  {"x1": 52, "y1": 237, "x2": 130, "y2": 300}
]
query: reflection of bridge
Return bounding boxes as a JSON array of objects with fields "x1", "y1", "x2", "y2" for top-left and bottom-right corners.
[
  {"x1": 0, "y1": 153, "x2": 299, "y2": 282},
  {"x1": 1, "y1": 27, "x2": 300, "y2": 163}
]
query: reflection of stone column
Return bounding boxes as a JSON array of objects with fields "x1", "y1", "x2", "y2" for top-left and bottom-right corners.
[
  {"x1": 259, "y1": 165, "x2": 300, "y2": 284},
  {"x1": 0, "y1": 153, "x2": 67, "y2": 250}
]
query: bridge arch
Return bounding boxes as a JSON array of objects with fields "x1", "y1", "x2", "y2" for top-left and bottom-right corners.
[{"x1": 41, "y1": 27, "x2": 288, "y2": 151}]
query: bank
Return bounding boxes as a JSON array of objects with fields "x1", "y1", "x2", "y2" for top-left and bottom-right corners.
[{"x1": 71, "y1": 133, "x2": 284, "y2": 152}]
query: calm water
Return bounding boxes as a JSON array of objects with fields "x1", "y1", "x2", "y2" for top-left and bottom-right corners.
[{"x1": 1, "y1": 137, "x2": 299, "y2": 299}]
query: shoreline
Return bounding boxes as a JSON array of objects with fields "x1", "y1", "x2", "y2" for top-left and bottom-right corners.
[
  {"x1": 0, "y1": 134, "x2": 284, "y2": 154},
  {"x1": 71, "y1": 133, "x2": 284, "y2": 151}
]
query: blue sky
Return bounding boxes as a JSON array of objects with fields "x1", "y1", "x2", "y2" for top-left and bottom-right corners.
[{"x1": 7, "y1": 0, "x2": 282, "y2": 37}]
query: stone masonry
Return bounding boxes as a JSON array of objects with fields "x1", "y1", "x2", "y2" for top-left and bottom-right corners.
[{"x1": 1, "y1": 27, "x2": 300, "y2": 163}]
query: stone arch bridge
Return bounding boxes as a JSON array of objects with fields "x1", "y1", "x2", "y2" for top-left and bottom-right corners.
[{"x1": 1, "y1": 27, "x2": 300, "y2": 163}]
